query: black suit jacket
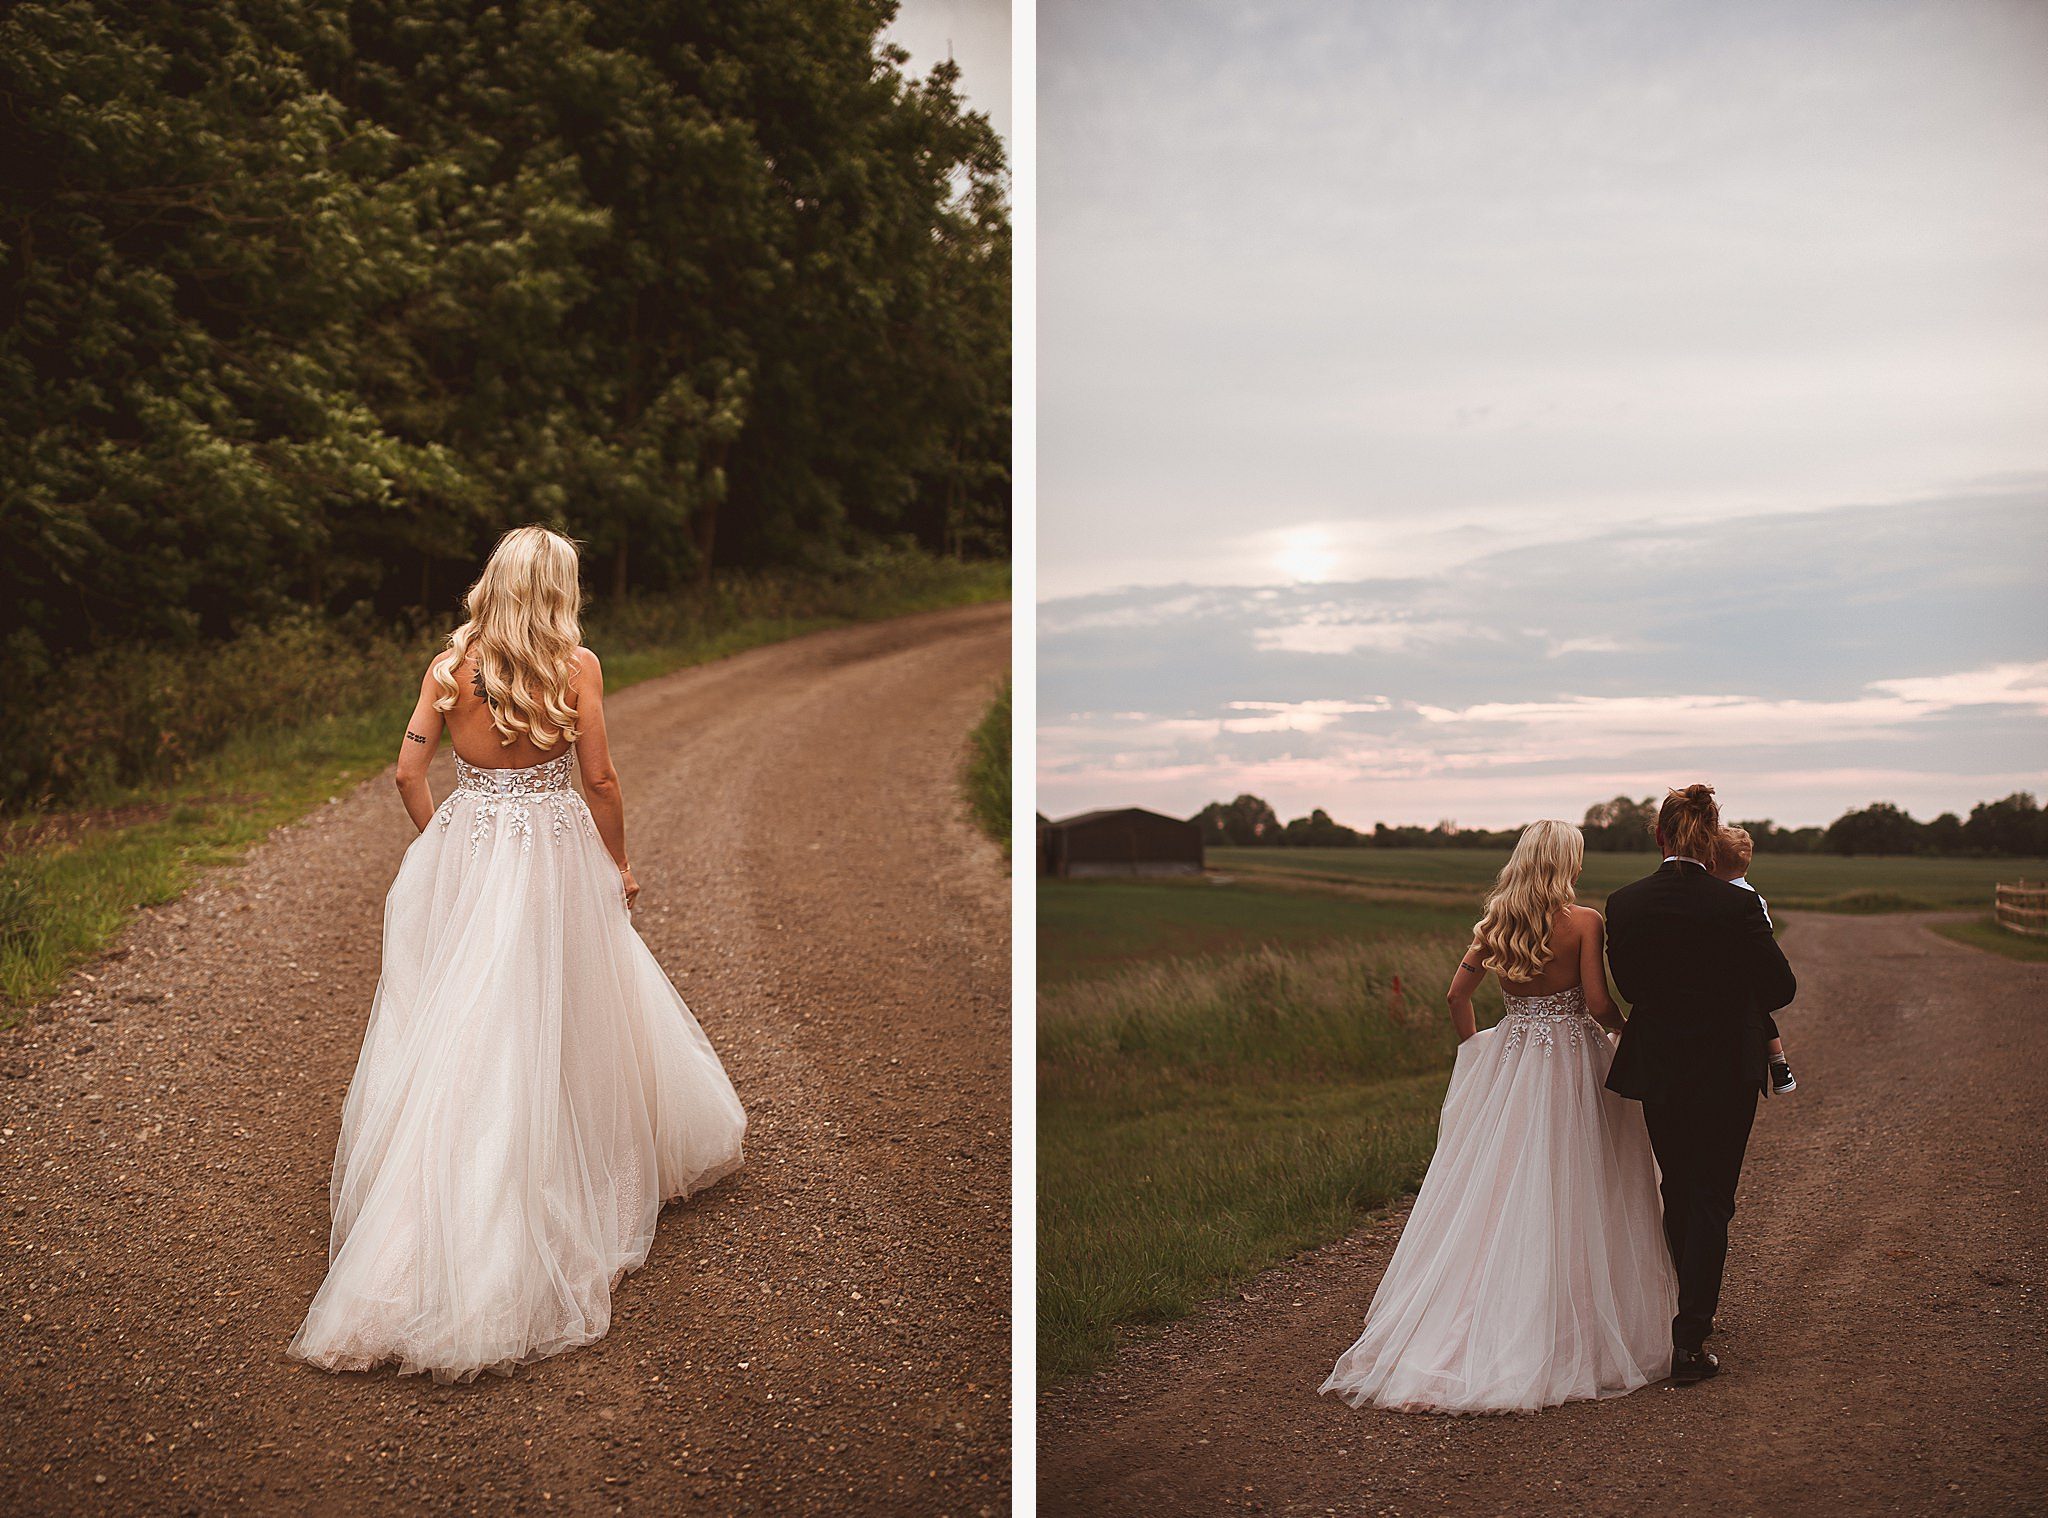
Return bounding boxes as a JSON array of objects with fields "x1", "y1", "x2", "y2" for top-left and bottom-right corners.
[{"x1": 1604, "y1": 860, "x2": 1797, "y2": 1104}]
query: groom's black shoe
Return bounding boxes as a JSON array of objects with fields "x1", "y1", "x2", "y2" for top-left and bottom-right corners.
[{"x1": 1669, "y1": 1347, "x2": 1720, "y2": 1385}]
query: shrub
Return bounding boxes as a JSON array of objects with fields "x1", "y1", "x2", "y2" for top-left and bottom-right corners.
[{"x1": 1, "y1": 546, "x2": 1002, "y2": 813}]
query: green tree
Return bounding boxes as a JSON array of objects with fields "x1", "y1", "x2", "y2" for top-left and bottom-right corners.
[
  {"x1": 1193, "y1": 794, "x2": 1283, "y2": 846},
  {"x1": 1922, "y1": 811, "x2": 1965, "y2": 854},
  {"x1": 1582, "y1": 795, "x2": 1656, "y2": 852},
  {"x1": 1963, "y1": 793, "x2": 2045, "y2": 857},
  {"x1": 0, "y1": 0, "x2": 1009, "y2": 659},
  {"x1": 1824, "y1": 801, "x2": 1923, "y2": 856},
  {"x1": 1280, "y1": 807, "x2": 1365, "y2": 847}
]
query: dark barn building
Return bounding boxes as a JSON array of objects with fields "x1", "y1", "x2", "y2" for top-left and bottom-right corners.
[{"x1": 1039, "y1": 808, "x2": 1205, "y2": 878}]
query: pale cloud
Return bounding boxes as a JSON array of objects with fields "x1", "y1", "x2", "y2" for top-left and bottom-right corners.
[
  {"x1": 1252, "y1": 612, "x2": 1476, "y2": 656},
  {"x1": 1414, "y1": 661, "x2": 2048, "y2": 754},
  {"x1": 1546, "y1": 635, "x2": 1632, "y2": 657},
  {"x1": 1039, "y1": 591, "x2": 1216, "y2": 635},
  {"x1": 1221, "y1": 698, "x2": 1391, "y2": 733},
  {"x1": 1868, "y1": 662, "x2": 2048, "y2": 708}
]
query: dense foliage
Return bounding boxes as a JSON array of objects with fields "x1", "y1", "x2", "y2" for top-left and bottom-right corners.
[
  {"x1": 1193, "y1": 794, "x2": 1282, "y2": 846},
  {"x1": 0, "y1": 2, "x2": 1008, "y2": 703},
  {"x1": 1184, "y1": 791, "x2": 2048, "y2": 858},
  {"x1": 1816, "y1": 794, "x2": 2047, "y2": 858}
]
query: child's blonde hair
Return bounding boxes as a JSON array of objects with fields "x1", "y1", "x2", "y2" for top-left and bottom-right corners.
[{"x1": 1713, "y1": 825, "x2": 1754, "y2": 877}]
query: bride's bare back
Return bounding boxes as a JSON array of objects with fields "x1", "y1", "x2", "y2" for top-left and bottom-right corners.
[
  {"x1": 1447, "y1": 903, "x2": 1623, "y2": 1039},
  {"x1": 437, "y1": 650, "x2": 583, "y2": 770},
  {"x1": 1498, "y1": 905, "x2": 1602, "y2": 997}
]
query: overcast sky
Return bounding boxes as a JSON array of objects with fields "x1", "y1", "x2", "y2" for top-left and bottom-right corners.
[
  {"x1": 885, "y1": 0, "x2": 1011, "y2": 145},
  {"x1": 1039, "y1": 0, "x2": 2048, "y2": 829}
]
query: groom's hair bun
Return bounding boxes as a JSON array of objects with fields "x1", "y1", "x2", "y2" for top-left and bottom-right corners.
[{"x1": 1657, "y1": 782, "x2": 1720, "y2": 861}]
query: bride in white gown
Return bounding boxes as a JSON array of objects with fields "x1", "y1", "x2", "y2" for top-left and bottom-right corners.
[
  {"x1": 1320, "y1": 820, "x2": 1674, "y2": 1414},
  {"x1": 289, "y1": 526, "x2": 746, "y2": 1383}
]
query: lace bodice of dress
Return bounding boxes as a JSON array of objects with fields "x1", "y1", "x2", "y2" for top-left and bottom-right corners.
[
  {"x1": 1501, "y1": 984, "x2": 1588, "y2": 1018},
  {"x1": 1499, "y1": 983, "x2": 1597, "y2": 1054},
  {"x1": 453, "y1": 750, "x2": 575, "y2": 796},
  {"x1": 436, "y1": 750, "x2": 590, "y2": 854}
]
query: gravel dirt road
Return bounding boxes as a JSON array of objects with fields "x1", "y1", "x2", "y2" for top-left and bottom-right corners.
[
  {"x1": 0, "y1": 602, "x2": 1011, "y2": 1518},
  {"x1": 1040, "y1": 910, "x2": 2048, "y2": 1517}
]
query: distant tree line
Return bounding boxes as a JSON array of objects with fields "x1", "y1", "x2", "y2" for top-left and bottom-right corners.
[
  {"x1": 1583, "y1": 792, "x2": 2048, "y2": 858},
  {"x1": 1190, "y1": 791, "x2": 2048, "y2": 858},
  {"x1": 0, "y1": 0, "x2": 1009, "y2": 679},
  {"x1": 1192, "y1": 794, "x2": 1524, "y2": 851}
]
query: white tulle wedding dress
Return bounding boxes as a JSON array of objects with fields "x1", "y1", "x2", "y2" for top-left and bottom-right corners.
[
  {"x1": 289, "y1": 750, "x2": 746, "y2": 1383},
  {"x1": 1319, "y1": 985, "x2": 1674, "y2": 1414}
]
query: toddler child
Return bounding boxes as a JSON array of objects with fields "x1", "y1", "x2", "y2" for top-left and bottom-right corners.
[{"x1": 1713, "y1": 826, "x2": 1797, "y2": 1096}]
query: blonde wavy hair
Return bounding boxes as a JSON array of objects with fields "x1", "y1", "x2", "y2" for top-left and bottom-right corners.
[
  {"x1": 432, "y1": 526, "x2": 585, "y2": 750},
  {"x1": 1470, "y1": 819, "x2": 1584, "y2": 982}
]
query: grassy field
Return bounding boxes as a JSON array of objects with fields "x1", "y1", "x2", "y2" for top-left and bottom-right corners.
[
  {"x1": 0, "y1": 557, "x2": 1008, "y2": 1019},
  {"x1": 963, "y1": 678, "x2": 1011, "y2": 853},
  {"x1": 1040, "y1": 876, "x2": 1471, "y2": 987},
  {"x1": 1212, "y1": 846, "x2": 2046, "y2": 913},
  {"x1": 1039, "y1": 931, "x2": 1497, "y2": 1377},
  {"x1": 1930, "y1": 915, "x2": 2048, "y2": 963}
]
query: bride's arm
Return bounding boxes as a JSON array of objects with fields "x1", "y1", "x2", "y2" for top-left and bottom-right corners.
[
  {"x1": 1579, "y1": 909, "x2": 1625, "y2": 1031},
  {"x1": 1445, "y1": 942, "x2": 1485, "y2": 1042},
  {"x1": 572, "y1": 648, "x2": 637, "y2": 909},
  {"x1": 394, "y1": 660, "x2": 446, "y2": 832}
]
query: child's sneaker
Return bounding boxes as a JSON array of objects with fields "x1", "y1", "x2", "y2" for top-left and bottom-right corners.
[{"x1": 1768, "y1": 1057, "x2": 1796, "y2": 1096}]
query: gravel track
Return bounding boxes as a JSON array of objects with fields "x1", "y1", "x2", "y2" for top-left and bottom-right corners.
[
  {"x1": 0, "y1": 602, "x2": 1011, "y2": 1518},
  {"x1": 1039, "y1": 910, "x2": 2048, "y2": 1516}
]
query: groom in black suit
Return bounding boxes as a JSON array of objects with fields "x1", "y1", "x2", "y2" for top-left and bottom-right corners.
[{"x1": 1604, "y1": 784, "x2": 1796, "y2": 1383}]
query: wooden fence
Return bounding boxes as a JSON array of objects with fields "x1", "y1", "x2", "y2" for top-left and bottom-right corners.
[{"x1": 1994, "y1": 881, "x2": 2048, "y2": 938}]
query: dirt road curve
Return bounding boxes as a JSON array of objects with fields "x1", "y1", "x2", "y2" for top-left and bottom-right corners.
[
  {"x1": 0, "y1": 603, "x2": 1011, "y2": 1518},
  {"x1": 1041, "y1": 912, "x2": 2048, "y2": 1517}
]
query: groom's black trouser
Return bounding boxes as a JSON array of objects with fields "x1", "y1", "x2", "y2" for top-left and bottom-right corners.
[{"x1": 1642, "y1": 1088, "x2": 1758, "y2": 1352}]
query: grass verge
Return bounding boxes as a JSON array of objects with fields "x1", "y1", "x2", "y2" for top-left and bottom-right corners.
[
  {"x1": 0, "y1": 553, "x2": 1008, "y2": 1018},
  {"x1": 1929, "y1": 915, "x2": 2048, "y2": 963},
  {"x1": 1038, "y1": 933, "x2": 1496, "y2": 1379},
  {"x1": 1040, "y1": 876, "x2": 1472, "y2": 988},
  {"x1": 963, "y1": 678, "x2": 1010, "y2": 854}
]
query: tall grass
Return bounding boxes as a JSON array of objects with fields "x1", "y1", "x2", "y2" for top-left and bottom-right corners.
[
  {"x1": 963, "y1": 678, "x2": 1011, "y2": 852},
  {"x1": 1041, "y1": 935, "x2": 1485, "y2": 1078},
  {"x1": 1, "y1": 549, "x2": 1007, "y2": 1014},
  {"x1": 1038, "y1": 876, "x2": 1477, "y2": 987},
  {"x1": 1039, "y1": 933, "x2": 1497, "y2": 1378}
]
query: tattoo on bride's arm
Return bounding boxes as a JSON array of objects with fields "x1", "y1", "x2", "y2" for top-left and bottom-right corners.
[{"x1": 406, "y1": 730, "x2": 428, "y2": 744}]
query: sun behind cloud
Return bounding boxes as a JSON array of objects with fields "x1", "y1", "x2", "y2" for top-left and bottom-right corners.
[{"x1": 1271, "y1": 526, "x2": 1341, "y2": 583}]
